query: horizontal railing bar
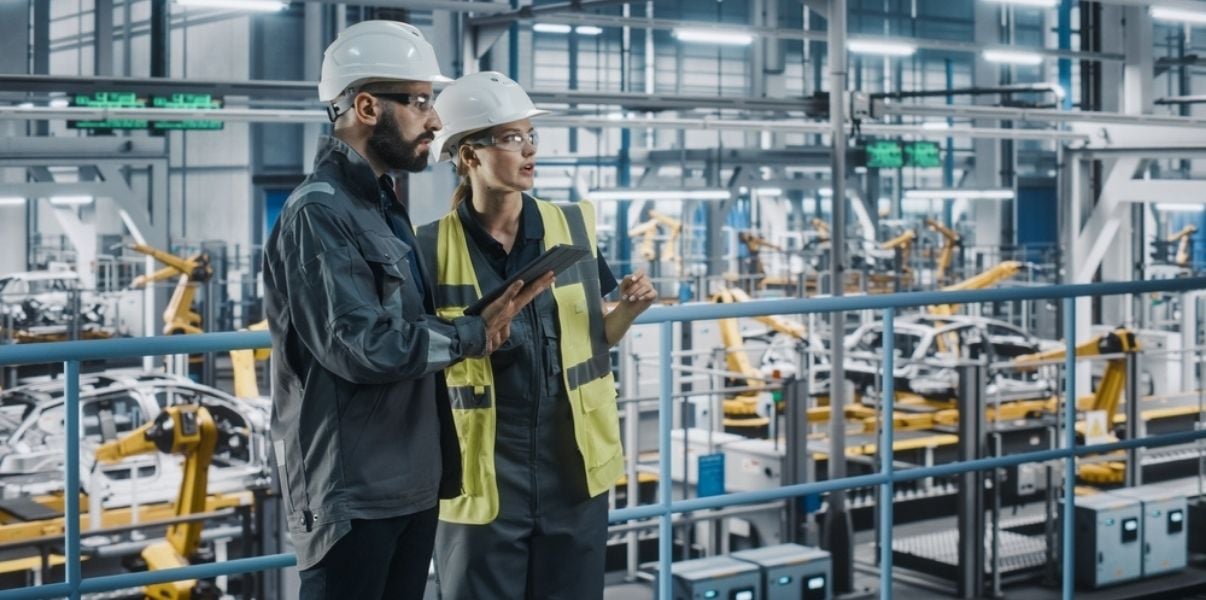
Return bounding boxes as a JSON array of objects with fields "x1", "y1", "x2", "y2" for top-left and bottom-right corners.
[
  {"x1": 608, "y1": 427, "x2": 1206, "y2": 522},
  {"x1": 0, "y1": 583, "x2": 72, "y2": 600},
  {"x1": 634, "y1": 277, "x2": 1206, "y2": 324},
  {"x1": 76, "y1": 554, "x2": 296, "y2": 594},
  {"x1": 2, "y1": 279, "x2": 1204, "y2": 367},
  {"x1": 0, "y1": 331, "x2": 270, "y2": 366}
]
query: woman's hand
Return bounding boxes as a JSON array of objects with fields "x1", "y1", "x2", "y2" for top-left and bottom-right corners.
[{"x1": 617, "y1": 269, "x2": 657, "y2": 315}]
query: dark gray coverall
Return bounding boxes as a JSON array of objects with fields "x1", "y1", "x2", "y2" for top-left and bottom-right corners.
[{"x1": 419, "y1": 195, "x2": 617, "y2": 600}]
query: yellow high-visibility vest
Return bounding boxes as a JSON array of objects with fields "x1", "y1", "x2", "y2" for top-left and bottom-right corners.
[{"x1": 420, "y1": 198, "x2": 623, "y2": 525}]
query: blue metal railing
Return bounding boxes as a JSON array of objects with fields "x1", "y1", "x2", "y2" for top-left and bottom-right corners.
[{"x1": 0, "y1": 276, "x2": 1203, "y2": 599}]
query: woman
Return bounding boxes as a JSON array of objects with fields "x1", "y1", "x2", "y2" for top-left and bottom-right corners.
[{"x1": 417, "y1": 71, "x2": 656, "y2": 599}]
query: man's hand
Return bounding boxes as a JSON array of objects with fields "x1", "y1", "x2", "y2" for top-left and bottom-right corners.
[
  {"x1": 617, "y1": 269, "x2": 657, "y2": 315},
  {"x1": 478, "y1": 272, "x2": 555, "y2": 355}
]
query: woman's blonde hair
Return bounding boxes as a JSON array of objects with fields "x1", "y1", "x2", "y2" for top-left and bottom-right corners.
[{"x1": 450, "y1": 143, "x2": 475, "y2": 209}]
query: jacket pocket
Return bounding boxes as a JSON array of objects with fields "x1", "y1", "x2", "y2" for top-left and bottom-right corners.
[{"x1": 359, "y1": 232, "x2": 410, "y2": 314}]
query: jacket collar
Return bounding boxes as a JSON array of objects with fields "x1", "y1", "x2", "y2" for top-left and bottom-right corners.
[{"x1": 312, "y1": 135, "x2": 384, "y2": 203}]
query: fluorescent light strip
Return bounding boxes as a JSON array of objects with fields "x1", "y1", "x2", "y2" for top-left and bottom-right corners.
[
  {"x1": 983, "y1": 0, "x2": 1059, "y2": 8},
  {"x1": 50, "y1": 196, "x2": 94, "y2": 206},
  {"x1": 983, "y1": 49, "x2": 1044, "y2": 65},
  {"x1": 672, "y1": 28, "x2": 754, "y2": 46},
  {"x1": 754, "y1": 187, "x2": 783, "y2": 197},
  {"x1": 175, "y1": 0, "x2": 288, "y2": 11},
  {"x1": 847, "y1": 39, "x2": 917, "y2": 57},
  {"x1": 588, "y1": 189, "x2": 732, "y2": 201},
  {"x1": 0, "y1": 197, "x2": 26, "y2": 207},
  {"x1": 1155, "y1": 202, "x2": 1206, "y2": 213},
  {"x1": 575, "y1": 26, "x2": 603, "y2": 36},
  {"x1": 904, "y1": 189, "x2": 1015, "y2": 200},
  {"x1": 1151, "y1": 6, "x2": 1206, "y2": 26},
  {"x1": 533, "y1": 23, "x2": 572, "y2": 34}
]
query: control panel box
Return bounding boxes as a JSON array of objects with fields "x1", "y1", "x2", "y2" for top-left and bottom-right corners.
[
  {"x1": 1072, "y1": 493, "x2": 1143, "y2": 588},
  {"x1": 731, "y1": 544, "x2": 831, "y2": 600},
  {"x1": 1112, "y1": 486, "x2": 1187, "y2": 577},
  {"x1": 659, "y1": 555, "x2": 762, "y2": 600}
]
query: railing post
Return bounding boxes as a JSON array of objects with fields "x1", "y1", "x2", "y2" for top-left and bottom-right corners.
[
  {"x1": 879, "y1": 309, "x2": 895, "y2": 600},
  {"x1": 65, "y1": 360, "x2": 81, "y2": 600},
  {"x1": 956, "y1": 360, "x2": 986, "y2": 599},
  {"x1": 658, "y1": 321, "x2": 673, "y2": 599},
  {"x1": 1062, "y1": 298, "x2": 1077, "y2": 600}
]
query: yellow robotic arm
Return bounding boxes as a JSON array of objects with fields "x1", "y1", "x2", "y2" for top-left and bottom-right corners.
[
  {"x1": 1169, "y1": 224, "x2": 1197, "y2": 268},
  {"x1": 925, "y1": 218, "x2": 960, "y2": 283},
  {"x1": 927, "y1": 260, "x2": 1023, "y2": 317},
  {"x1": 96, "y1": 405, "x2": 218, "y2": 600},
  {"x1": 127, "y1": 244, "x2": 212, "y2": 289},
  {"x1": 230, "y1": 320, "x2": 270, "y2": 399},
  {"x1": 880, "y1": 230, "x2": 916, "y2": 273},
  {"x1": 125, "y1": 244, "x2": 214, "y2": 335},
  {"x1": 811, "y1": 218, "x2": 830, "y2": 243},
  {"x1": 1014, "y1": 328, "x2": 1139, "y2": 484},
  {"x1": 722, "y1": 288, "x2": 807, "y2": 339}
]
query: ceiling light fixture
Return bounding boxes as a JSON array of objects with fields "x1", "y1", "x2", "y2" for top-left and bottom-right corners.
[
  {"x1": 49, "y1": 196, "x2": 95, "y2": 206},
  {"x1": 905, "y1": 189, "x2": 1015, "y2": 200},
  {"x1": 1155, "y1": 202, "x2": 1206, "y2": 213},
  {"x1": 587, "y1": 188, "x2": 733, "y2": 201},
  {"x1": 983, "y1": 49, "x2": 1044, "y2": 65},
  {"x1": 672, "y1": 28, "x2": 754, "y2": 46},
  {"x1": 175, "y1": 0, "x2": 288, "y2": 11},
  {"x1": 847, "y1": 39, "x2": 917, "y2": 57},
  {"x1": 533, "y1": 23, "x2": 573, "y2": 34},
  {"x1": 1150, "y1": 6, "x2": 1206, "y2": 25},
  {"x1": 575, "y1": 26, "x2": 603, "y2": 35},
  {"x1": 983, "y1": 0, "x2": 1059, "y2": 8},
  {"x1": 0, "y1": 197, "x2": 26, "y2": 207}
]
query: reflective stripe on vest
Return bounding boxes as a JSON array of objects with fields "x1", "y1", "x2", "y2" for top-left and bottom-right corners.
[{"x1": 420, "y1": 198, "x2": 624, "y2": 525}]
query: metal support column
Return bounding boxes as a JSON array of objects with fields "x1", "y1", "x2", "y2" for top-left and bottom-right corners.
[
  {"x1": 956, "y1": 361, "x2": 986, "y2": 599},
  {"x1": 150, "y1": 0, "x2": 169, "y2": 78},
  {"x1": 658, "y1": 321, "x2": 674, "y2": 600},
  {"x1": 824, "y1": 0, "x2": 854, "y2": 593},
  {"x1": 94, "y1": 0, "x2": 114, "y2": 76},
  {"x1": 65, "y1": 360, "x2": 82, "y2": 600},
  {"x1": 783, "y1": 349, "x2": 810, "y2": 544},
  {"x1": 1062, "y1": 297, "x2": 1077, "y2": 600},
  {"x1": 1126, "y1": 352, "x2": 1141, "y2": 486},
  {"x1": 1058, "y1": 0, "x2": 1072, "y2": 111},
  {"x1": 879, "y1": 309, "x2": 896, "y2": 598}
]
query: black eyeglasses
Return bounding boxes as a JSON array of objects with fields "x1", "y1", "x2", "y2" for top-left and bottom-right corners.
[{"x1": 368, "y1": 92, "x2": 435, "y2": 113}]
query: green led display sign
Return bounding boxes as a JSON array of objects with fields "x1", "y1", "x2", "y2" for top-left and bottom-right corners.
[
  {"x1": 67, "y1": 91, "x2": 224, "y2": 132},
  {"x1": 859, "y1": 140, "x2": 943, "y2": 169},
  {"x1": 864, "y1": 140, "x2": 904, "y2": 169},
  {"x1": 904, "y1": 141, "x2": 941, "y2": 168}
]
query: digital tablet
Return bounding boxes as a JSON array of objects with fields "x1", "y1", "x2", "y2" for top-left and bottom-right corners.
[{"x1": 463, "y1": 244, "x2": 591, "y2": 315}]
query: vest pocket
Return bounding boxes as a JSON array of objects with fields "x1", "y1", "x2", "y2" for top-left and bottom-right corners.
[
  {"x1": 449, "y1": 401, "x2": 493, "y2": 497},
  {"x1": 573, "y1": 375, "x2": 623, "y2": 469}
]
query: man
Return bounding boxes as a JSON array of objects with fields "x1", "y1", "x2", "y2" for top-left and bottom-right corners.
[{"x1": 262, "y1": 20, "x2": 550, "y2": 599}]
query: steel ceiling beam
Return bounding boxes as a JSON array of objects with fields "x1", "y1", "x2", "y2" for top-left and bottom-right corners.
[
  {"x1": 470, "y1": 12, "x2": 1126, "y2": 63},
  {"x1": 467, "y1": 0, "x2": 634, "y2": 27}
]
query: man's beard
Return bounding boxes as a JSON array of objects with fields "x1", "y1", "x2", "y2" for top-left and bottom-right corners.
[{"x1": 368, "y1": 108, "x2": 433, "y2": 173}]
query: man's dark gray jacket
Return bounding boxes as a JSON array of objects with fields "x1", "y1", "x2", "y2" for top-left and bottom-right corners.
[{"x1": 263, "y1": 136, "x2": 485, "y2": 570}]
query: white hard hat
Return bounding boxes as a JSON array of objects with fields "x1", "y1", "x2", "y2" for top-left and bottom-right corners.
[
  {"x1": 430, "y1": 71, "x2": 550, "y2": 162},
  {"x1": 318, "y1": 20, "x2": 451, "y2": 104}
]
